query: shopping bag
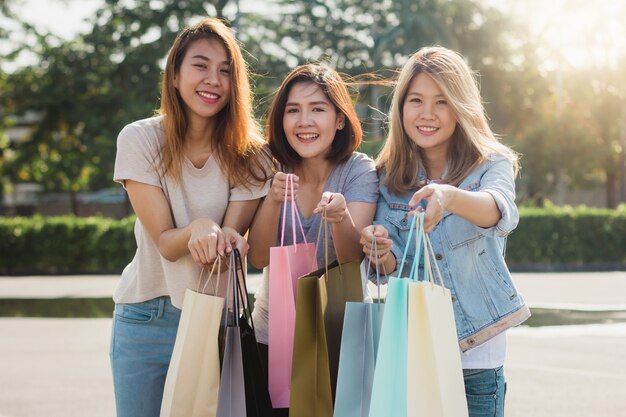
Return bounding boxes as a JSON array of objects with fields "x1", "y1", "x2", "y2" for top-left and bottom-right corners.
[
  {"x1": 290, "y1": 213, "x2": 364, "y2": 417},
  {"x1": 407, "y1": 222, "x2": 468, "y2": 417},
  {"x1": 161, "y1": 259, "x2": 225, "y2": 417},
  {"x1": 334, "y1": 303, "x2": 384, "y2": 417},
  {"x1": 334, "y1": 238, "x2": 385, "y2": 417},
  {"x1": 217, "y1": 252, "x2": 246, "y2": 417},
  {"x1": 233, "y1": 249, "x2": 273, "y2": 417},
  {"x1": 368, "y1": 213, "x2": 423, "y2": 417},
  {"x1": 268, "y1": 173, "x2": 318, "y2": 408}
]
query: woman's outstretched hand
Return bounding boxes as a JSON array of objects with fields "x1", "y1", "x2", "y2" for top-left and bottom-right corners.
[
  {"x1": 187, "y1": 218, "x2": 226, "y2": 266},
  {"x1": 360, "y1": 225, "x2": 393, "y2": 266},
  {"x1": 314, "y1": 192, "x2": 350, "y2": 223},
  {"x1": 409, "y1": 184, "x2": 455, "y2": 233},
  {"x1": 267, "y1": 172, "x2": 299, "y2": 206}
]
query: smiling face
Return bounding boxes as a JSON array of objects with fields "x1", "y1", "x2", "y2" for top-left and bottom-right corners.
[
  {"x1": 282, "y1": 81, "x2": 345, "y2": 161},
  {"x1": 173, "y1": 37, "x2": 231, "y2": 126},
  {"x1": 402, "y1": 73, "x2": 457, "y2": 155}
]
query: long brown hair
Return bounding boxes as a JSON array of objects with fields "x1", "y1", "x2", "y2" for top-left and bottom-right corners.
[
  {"x1": 267, "y1": 63, "x2": 362, "y2": 168},
  {"x1": 377, "y1": 46, "x2": 519, "y2": 195},
  {"x1": 159, "y1": 18, "x2": 268, "y2": 187}
]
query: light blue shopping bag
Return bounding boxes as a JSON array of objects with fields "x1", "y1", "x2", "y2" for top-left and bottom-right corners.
[
  {"x1": 333, "y1": 302, "x2": 384, "y2": 417},
  {"x1": 368, "y1": 212, "x2": 424, "y2": 417},
  {"x1": 333, "y1": 235, "x2": 386, "y2": 417}
]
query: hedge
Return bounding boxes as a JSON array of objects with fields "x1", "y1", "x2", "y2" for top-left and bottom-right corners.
[
  {"x1": 0, "y1": 215, "x2": 136, "y2": 274},
  {"x1": 0, "y1": 206, "x2": 625, "y2": 274},
  {"x1": 507, "y1": 205, "x2": 626, "y2": 269}
]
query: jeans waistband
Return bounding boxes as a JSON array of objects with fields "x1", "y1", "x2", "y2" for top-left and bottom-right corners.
[{"x1": 116, "y1": 296, "x2": 179, "y2": 319}]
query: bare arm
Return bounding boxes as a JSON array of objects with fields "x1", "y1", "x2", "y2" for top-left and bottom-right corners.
[
  {"x1": 125, "y1": 180, "x2": 224, "y2": 265},
  {"x1": 408, "y1": 184, "x2": 500, "y2": 233},
  {"x1": 221, "y1": 199, "x2": 262, "y2": 257}
]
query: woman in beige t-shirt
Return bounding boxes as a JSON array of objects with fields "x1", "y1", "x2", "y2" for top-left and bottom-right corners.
[{"x1": 110, "y1": 18, "x2": 269, "y2": 417}]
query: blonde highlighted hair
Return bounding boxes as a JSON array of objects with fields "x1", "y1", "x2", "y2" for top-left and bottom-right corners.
[
  {"x1": 159, "y1": 18, "x2": 269, "y2": 187},
  {"x1": 377, "y1": 46, "x2": 519, "y2": 195}
]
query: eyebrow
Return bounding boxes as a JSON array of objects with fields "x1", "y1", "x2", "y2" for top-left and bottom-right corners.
[
  {"x1": 285, "y1": 100, "x2": 332, "y2": 106},
  {"x1": 406, "y1": 91, "x2": 446, "y2": 98},
  {"x1": 190, "y1": 55, "x2": 229, "y2": 65}
]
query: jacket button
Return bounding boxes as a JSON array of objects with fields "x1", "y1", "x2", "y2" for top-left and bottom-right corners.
[
  {"x1": 467, "y1": 338, "x2": 475, "y2": 345},
  {"x1": 435, "y1": 253, "x2": 443, "y2": 260},
  {"x1": 451, "y1": 295, "x2": 456, "y2": 302}
]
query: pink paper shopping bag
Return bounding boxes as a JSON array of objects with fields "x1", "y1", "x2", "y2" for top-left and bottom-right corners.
[{"x1": 268, "y1": 174, "x2": 317, "y2": 408}]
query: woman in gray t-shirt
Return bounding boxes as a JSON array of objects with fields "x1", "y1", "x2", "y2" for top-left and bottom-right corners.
[{"x1": 247, "y1": 64, "x2": 378, "y2": 416}]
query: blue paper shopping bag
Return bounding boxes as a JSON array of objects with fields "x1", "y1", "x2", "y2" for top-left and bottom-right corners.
[
  {"x1": 334, "y1": 302, "x2": 384, "y2": 417},
  {"x1": 334, "y1": 237, "x2": 386, "y2": 417},
  {"x1": 368, "y1": 213, "x2": 423, "y2": 417},
  {"x1": 368, "y1": 278, "x2": 408, "y2": 417}
]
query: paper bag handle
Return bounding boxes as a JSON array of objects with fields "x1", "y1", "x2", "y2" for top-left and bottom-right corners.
[
  {"x1": 197, "y1": 255, "x2": 222, "y2": 295},
  {"x1": 279, "y1": 173, "x2": 309, "y2": 247}
]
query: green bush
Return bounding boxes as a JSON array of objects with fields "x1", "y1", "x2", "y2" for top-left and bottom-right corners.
[
  {"x1": 0, "y1": 206, "x2": 624, "y2": 274},
  {"x1": 0, "y1": 215, "x2": 136, "y2": 274},
  {"x1": 507, "y1": 205, "x2": 626, "y2": 269}
]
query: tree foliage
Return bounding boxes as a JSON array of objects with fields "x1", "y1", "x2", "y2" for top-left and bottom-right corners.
[{"x1": 1, "y1": 0, "x2": 625, "y2": 211}]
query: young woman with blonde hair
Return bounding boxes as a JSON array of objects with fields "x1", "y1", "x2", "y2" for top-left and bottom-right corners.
[
  {"x1": 110, "y1": 18, "x2": 269, "y2": 417},
  {"x1": 361, "y1": 46, "x2": 529, "y2": 417}
]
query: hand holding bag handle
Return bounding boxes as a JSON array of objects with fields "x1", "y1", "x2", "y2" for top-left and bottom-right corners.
[{"x1": 280, "y1": 173, "x2": 310, "y2": 249}]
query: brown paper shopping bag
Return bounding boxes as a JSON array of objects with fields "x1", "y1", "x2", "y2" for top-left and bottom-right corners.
[
  {"x1": 290, "y1": 213, "x2": 363, "y2": 417},
  {"x1": 161, "y1": 260, "x2": 225, "y2": 417}
]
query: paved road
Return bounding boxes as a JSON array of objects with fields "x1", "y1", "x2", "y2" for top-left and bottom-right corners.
[
  {"x1": 2, "y1": 318, "x2": 625, "y2": 417},
  {"x1": 1, "y1": 271, "x2": 625, "y2": 416}
]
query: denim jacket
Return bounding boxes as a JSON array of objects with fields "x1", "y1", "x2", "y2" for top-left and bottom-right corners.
[{"x1": 372, "y1": 155, "x2": 530, "y2": 352}]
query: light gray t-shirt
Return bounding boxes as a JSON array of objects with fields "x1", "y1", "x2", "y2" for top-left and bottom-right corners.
[
  {"x1": 113, "y1": 116, "x2": 269, "y2": 308},
  {"x1": 252, "y1": 151, "x2": 379, "y2": 344}
]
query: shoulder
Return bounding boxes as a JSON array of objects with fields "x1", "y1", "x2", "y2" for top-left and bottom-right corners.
[
  {"x1": 338, "y1": 152, "x2": 376, "y2": 176},
  {"x1": 346, "y1": 151, "x2": 375, "y2": 167},
  {"x1": 482, "y1": 153, "x2": 515, "y2": 176},
  {"x1": 118, "y1": 116, "x2": 164, "y2": 148},
  {"x1": 376, "y1": 170, "x2": 413, "y2": 205}
]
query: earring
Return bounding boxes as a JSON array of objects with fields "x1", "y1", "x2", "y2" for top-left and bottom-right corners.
[{"x1": 338, "y1": 123, "x2": 344, "y2": 130}]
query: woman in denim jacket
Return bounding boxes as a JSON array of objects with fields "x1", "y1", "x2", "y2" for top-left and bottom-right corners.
[{"x1": 361, "y1": 46, "x2": 530, "y2": 417}]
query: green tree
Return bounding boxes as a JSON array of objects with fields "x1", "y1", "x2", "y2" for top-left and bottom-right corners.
[{"x1": 0, "y1": 0, "x2": 236, "y2": 213}]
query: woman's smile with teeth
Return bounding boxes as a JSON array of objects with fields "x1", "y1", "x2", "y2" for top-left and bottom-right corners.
[
  {"x1": 297, "y1": 133, "x2": 319, "y2": 140},
  {"x1": 418, "y1": 126, "x2": 438, "y2": 132},
  {"x1": 197, "y1": 91, "x2": 219, "y2": 99}
]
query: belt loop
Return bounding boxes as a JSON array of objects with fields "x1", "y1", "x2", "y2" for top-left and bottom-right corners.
[{"x1": 157, "y1": 296, "x2": 165, "y2": 319}]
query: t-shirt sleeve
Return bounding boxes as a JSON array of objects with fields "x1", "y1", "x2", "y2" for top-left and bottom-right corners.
[
  {"x1": 343, "y1": 153, "x2": 379, "y2": 204},
  {"x1": 229, "y1": 180, "x2": 270, "y2": 201},
  {"x1": 113, "y1": 124, "x2": 162, "y2": 189}
]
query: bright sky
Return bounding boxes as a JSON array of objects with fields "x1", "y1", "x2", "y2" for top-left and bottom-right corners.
[
  {"x1": 497, "y1": 0, "x2": 625, "y2": 71},
  {"x1": 3, "y1": 0, "x2": 102, "y2": 38}
]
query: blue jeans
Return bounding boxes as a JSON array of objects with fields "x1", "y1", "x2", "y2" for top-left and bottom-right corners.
[
  {"x1": 464, "y1": 366, "x2": 507, "y2": 417},
  {"x1": 109, "y1": 297, "x2": 181, "y2": 417}
]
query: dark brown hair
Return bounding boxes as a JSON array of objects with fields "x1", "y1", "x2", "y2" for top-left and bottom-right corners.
[{"x1": 266, "y1": 63, "x2": 362, "y2": 167}]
